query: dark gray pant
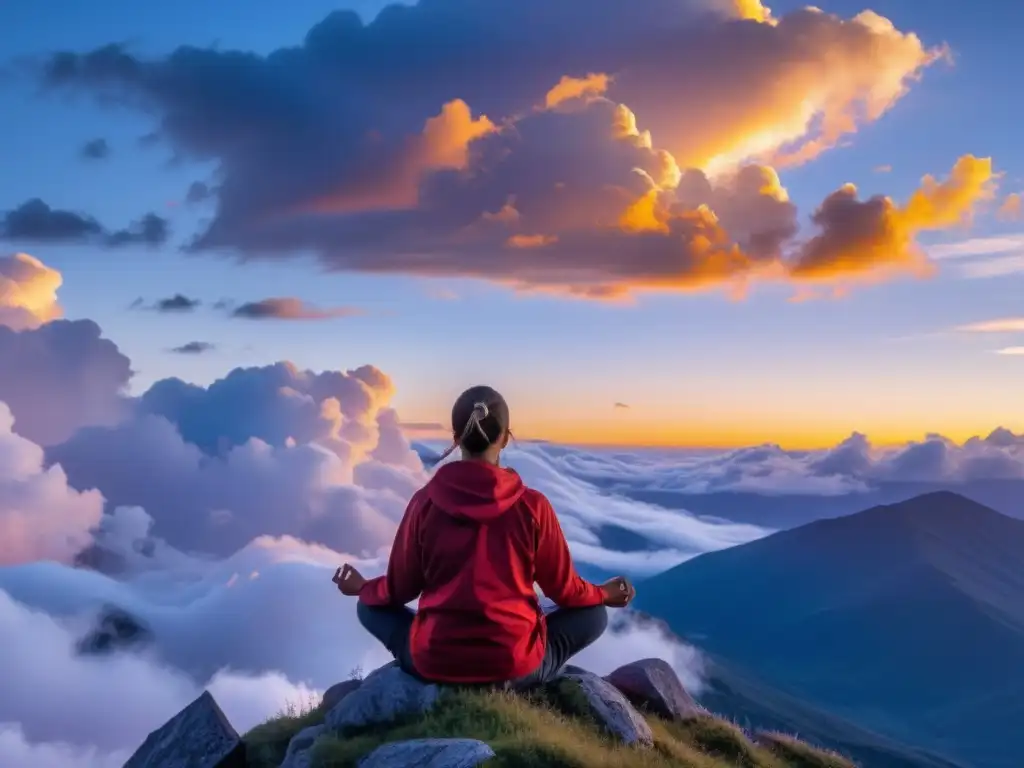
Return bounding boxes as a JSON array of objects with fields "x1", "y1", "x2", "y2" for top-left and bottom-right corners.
[{"x1": 356, "y1": 601, "x2": 608, "y2": 685}]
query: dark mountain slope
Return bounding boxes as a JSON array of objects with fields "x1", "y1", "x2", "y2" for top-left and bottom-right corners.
[
  {"x1": 622, "y1": 478, "x2": 1024, "y2": 530},
  {"x1": 698, "y1": 655, "x2": 965, "y2": 768},
  {"x1": 633, "y1": 491, "x2": 1024, "y2": 768}
]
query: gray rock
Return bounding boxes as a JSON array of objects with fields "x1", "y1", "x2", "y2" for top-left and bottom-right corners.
[
  {"x1": 122, "y1": 690, "x2": 245, "y2": 767},
  {"x1": 326, "y1": 665, "x2": 441, "y2": 731},
  {"x1": 279, "y1": 725, "x2": 325, "y2": 768},
  {"x1": 322, "y1": 679, "x2": 362, "y2": 711},
  {"x1": 604, "y1": 658, "x2": 702, "y2": 721},
  {"x1": 363, "y1": 660, "x2": 400, "y2": 680},
  {"x1": 357, "y1": 738, "x2": 495, "y2": 768},
  {"x1": 562, "y1": 672, "x2": 653, "y2": 746}
]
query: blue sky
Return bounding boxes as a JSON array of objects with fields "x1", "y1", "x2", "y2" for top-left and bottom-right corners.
[{"x1": 1, "y1": 0, "x2": 1022, "y2": 448}]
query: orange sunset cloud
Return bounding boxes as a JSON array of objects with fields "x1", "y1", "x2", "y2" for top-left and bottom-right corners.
[
  {"x1": 613, "y1": 7, "x2": 948, "y2": 173},
  {"x1": 0, "y1": 253, "x2": 64, "y2": 331},
  {"x1": 998, "y1": 193, "x2": 1023, "y2": 221},
  {"x1": 731, "y1": 0, "x2": 775, "y2": 24},
  {"x1": 545, "y1": 73, "x2": 611, "y2": 109},
  {"x1": 790, "y1": 155, "x2": 996, "y2": 283},
  {"x1": 45, "y1": 1, "x2": 988, "y2": 303}
]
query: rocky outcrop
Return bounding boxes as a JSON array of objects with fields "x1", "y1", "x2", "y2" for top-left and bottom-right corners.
[
  {"x1": 122, "y1": 690, "x2": 244, "y2": 768},
  {"x1": 279, "y1": 725, "x2": 326, "y2": 768},
  {"x1": 357, "y1": 738, "x2": 495, "y2": 768},
  {"x1": 560, "y1": 671, "x2": 653, "y2": 746},
  {"x1": 317, "y1": 660, "x2": 673, "y2": 747},
  {"x1": 605, "y1": 658, "x2": 702, "y2": 721},
  {"x1": 121, "y1": 657, "x2": 701, "y2": 767},
  {"x1": 325, "y1": 663, "x2": 441, "y2": 731}
]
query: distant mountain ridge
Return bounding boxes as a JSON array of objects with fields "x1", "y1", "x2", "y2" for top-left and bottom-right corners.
[
  {"x1": 620, "y1": 479, "x2": 1024, "y2": 530},
  {"x1": 634, "y1": 491, "x2": 1024, "y2": 768}
]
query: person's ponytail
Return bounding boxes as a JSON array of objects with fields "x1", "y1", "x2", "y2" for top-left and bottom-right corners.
[
  {"x1": 438, "y1": 386, "x2": 511, "y2": 461},
  {"x1": 460, "y1": 401, "x2": 497, "y2": 454}
]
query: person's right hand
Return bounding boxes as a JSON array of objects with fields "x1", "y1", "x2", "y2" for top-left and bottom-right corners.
[
  {"x1": 332, "y1": 564, "x2": 366, "y2": 597},
  {"x1": 600, "y1": 576, "x2": 635, "y2": 608}
]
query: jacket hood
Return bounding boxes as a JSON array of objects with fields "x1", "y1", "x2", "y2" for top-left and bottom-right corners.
[{"x1": 426, "y1": 460, "x2": 526, "y2": 523}]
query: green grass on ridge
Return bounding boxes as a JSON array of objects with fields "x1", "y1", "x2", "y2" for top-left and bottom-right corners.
[{"x1": 243, "y1": 679, "x2": 857, "y2": 768}]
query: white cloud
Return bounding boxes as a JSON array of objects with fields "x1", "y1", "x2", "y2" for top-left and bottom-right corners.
[
  {"x1": 959, "y1": 254, "x2": 1024, "y2": 279},
  {"x1": 573, "y1": 611, "x2": 706, "y2": 695},
  {"x1": 0, "y1": 319, "x2": 131, "y2": 447},
  {"x1": 926, "y1": 234, "x2": 1024, "y2": 279},
  {"x1": 0, "y1": 402, "x2": 103, "y2": 567},
  {"x1": 45, "y1": 364, "x2": 428, "y2": 558},
  {"x1": 0, "y1": 723, "x2": 127, "y2": 768},
  {"x1": 956, "y1": 317, "x2": 1024, "y2": 333},
  {"x1": 927, "y1": 235, "x2": 1024, "y2": 260}
]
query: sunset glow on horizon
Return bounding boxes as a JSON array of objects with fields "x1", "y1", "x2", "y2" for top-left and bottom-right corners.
[{"x1": 400, "y1": 396, "x2": 1024, "y2": 452}]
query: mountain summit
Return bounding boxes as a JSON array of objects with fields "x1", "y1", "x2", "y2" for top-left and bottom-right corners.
[
  {"x1": 634, "y1": 491, "x2": 1024, "y2": 768},
  {"x1": 124, "y1": 658, "x2": 854, "y2": 768}
]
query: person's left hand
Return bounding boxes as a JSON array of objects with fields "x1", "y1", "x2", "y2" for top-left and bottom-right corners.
[
  {"x1": 600, "y1": 576, "x2": 635, "y2": 608},
  {"x1": 333, "y1": 564, "x2": 366, "y2": 596}
]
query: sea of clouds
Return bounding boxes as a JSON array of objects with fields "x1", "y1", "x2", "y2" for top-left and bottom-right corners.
[{"x1": 4, "y1": 251, "x2": 1024, "y2": 767}]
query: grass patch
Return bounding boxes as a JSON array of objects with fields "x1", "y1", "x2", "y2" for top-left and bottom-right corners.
[
  {"x1": 311, "y1": 687, "x2": 673, "y2": 768},
  {"x1": 243, "y1": 693, "x2": 326, "y2": 768},
  {"x1": 535, "y1": 677, "x2": 597, "y2": 720},
  {"x1": 756, "y1": 732, "x2": 855, "y2": 768},
  {"x1": 663, "y1": 716, "x2": 769, "y2": 767},
  {"x1": 238, "y1": 684, "x2": 855, "y2": 768}
]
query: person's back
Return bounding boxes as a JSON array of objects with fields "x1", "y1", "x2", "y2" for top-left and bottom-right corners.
[
  {"x1": 415, "y1": 460, "x2": 607, "y2": 681},
  {"x1": 333, "y1": 384, "x2": 636, "y2": 685}
]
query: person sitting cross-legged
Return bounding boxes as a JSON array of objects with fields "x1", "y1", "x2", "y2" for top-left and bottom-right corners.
[{"x1": 333, "y1": 384, "x2": 635, "y2": 686}]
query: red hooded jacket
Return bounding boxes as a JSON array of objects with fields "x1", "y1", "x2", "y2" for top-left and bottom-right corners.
[{"x1": 358, "y1": 460, "x2": 604, "y2": 683}]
